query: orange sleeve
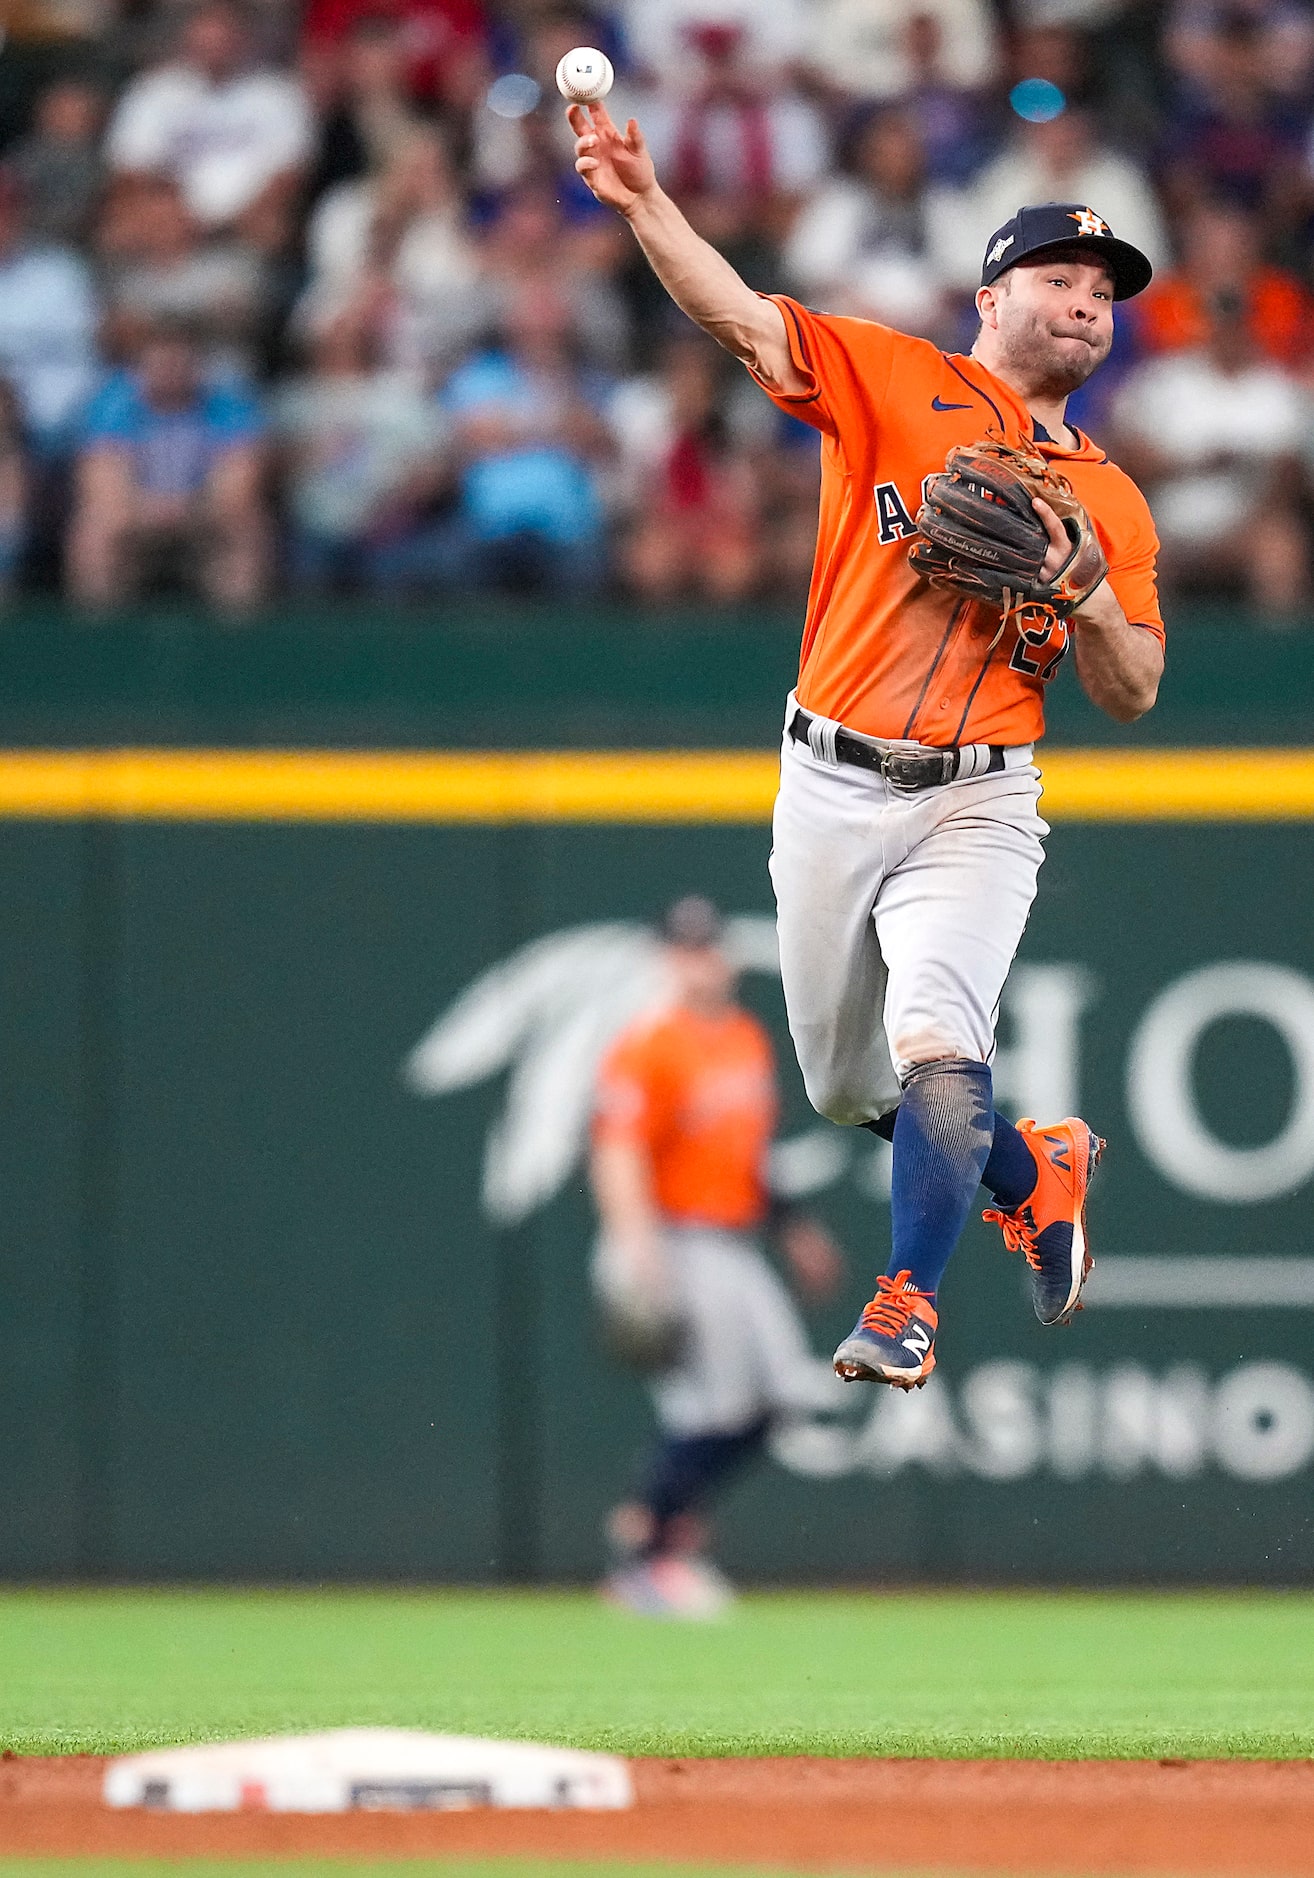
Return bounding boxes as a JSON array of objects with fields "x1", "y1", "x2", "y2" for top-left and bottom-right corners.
[
  {"x1": 1103, "y1": 477, "x2": 1165, "y2": 648},
  {"x1": 592, "y1": 1028, "x2": 662, "y2": 1148},
  {"x1": 749, "y1": 295, "x2": 900, "y2": 440}
]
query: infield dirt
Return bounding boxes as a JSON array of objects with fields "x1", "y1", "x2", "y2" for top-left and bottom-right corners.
[{"x1": 2, "y1": 1754, "x2": 1313, "y2": 1875}]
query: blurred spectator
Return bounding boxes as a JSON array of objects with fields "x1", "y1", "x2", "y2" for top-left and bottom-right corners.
[
  {"x1": 67, "y1": 322, "x2": 269, "y2": 612},
  {"x1": 471, "y1": 4, "x2": 630, "y2": 208},
  {"x1": 804, "y1": 0, "x2": 999, "y2": 103},
  {"x1": 943, "y1": 108, "x2": 1168, "y2": 292},
  {"x1": 106, "y1": 0, "x2": 313, "y2": 252},
  {"x1": 1006, "y1": 24, "x2": 1093, "y2": 110},
  {"x1": 0, "y1": 382, "x2": 32, "y2": 602},
  {"x1": 1133, "y1": 199, "x2": 1314, "y2": 367},
  {"x1": 783, "y1": 106, "x2": 957, "y2": 338},
  {"x1": 0, "y1": 0, "x2": 1305, "y2": 618},
  {"x1": 610, "y1": 335, "x2": 758, "y2": 602},
  {"x1": 9, "y1": 79, "x2": 106, "y2": 247},
  {"x1": 301, "y1": 0, "x2": 489, "y2": 116},
  {"x1": 417, "y1": 278, "x2": 613, "y2": 594},
  {"x1": 275, "y1": 308, "x2": 449, "y2": 592},
  {"x1": 0, "y1": 0, "x2": 115, "y2": 41},
  {"x1": 892, "y1": 12, "x2": 993, "y2": 188},
  {"x1": 97, "y1": 176, "x2": 271, "y2": 372},
  {"x1": 637, "y1": 24, "x2": 829, "y2": 206},
  {"x1": 299, "y1": 126, "x2": 486, "y2": 373},
  {"x1": 756, "y1": 415, "x2": 823, "y2": 600},
  {"x1": 1159, "y1": 9, "x2": 1308, "y2": 230},
  {"x1": 304, "y1": 13, "x2": 427, "y2": 202},
  {"x1": 618, "y1": 0, "x2": 807, "y2": 82},
  {"x1": 478, "y1": 182, "x2": 628, "y2": 370},
  {"x1": 0, "y1": 168, "x2": 99, "y2": 460},
  {"x1": 1109, "y1": 290, "x2": 1307, "y2": 619},
  {"x1": 1165, "y1": 0, "x2": 1314, "y2": 103}
]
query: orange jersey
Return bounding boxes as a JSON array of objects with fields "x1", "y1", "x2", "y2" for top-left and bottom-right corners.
[
  {"x1": 592, "y1": 1003, "x2": 777, "y2": 1231},
  {"x1": 754, "y1": 297, "x2": 1164, "y2": 748}
]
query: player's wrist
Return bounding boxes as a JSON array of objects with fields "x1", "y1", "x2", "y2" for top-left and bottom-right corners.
[
  {"x1": 619, "y1": 180, "x2": 666, "y2": 226},
  {"x1": 1069, "y1": 575, "x2": 1118, "y2": 629}
]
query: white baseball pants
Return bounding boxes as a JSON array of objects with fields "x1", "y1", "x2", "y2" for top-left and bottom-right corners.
[
  {"x1": 770, "y1": 707, "x2": 1048, "y2": 1121},
  {"x1": 595, "y1": 1224, "x2": 840, "y2": 1436}
]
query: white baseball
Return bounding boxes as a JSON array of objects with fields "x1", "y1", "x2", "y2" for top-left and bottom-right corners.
[{"x1": 555, "y1": 46, "x2": 614, "y2": 103}]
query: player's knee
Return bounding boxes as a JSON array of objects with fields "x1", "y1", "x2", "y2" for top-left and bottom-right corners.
[
  {"x1": 892, "y1": 1027, "x2": 989, "y2": 1084},
  {"x1": 898, "y1": 1046, "x2": 985, "y2": 1077},
  {"x1": 801, "y1": 1063, "x2": 873, "y2": 1127}
]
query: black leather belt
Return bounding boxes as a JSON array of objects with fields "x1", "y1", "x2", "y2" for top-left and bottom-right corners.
[{"x1": 789, "y1": 707, "x2": 1006, "y2": 791}]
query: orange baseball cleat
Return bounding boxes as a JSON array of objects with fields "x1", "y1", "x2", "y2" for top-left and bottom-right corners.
[
  {"x1": 983, "y1": 1117, "x2": 1105, "y2": 1325},
  {"x1": 832, "y1": 1269, "x2": 938, "y2": 1389}
]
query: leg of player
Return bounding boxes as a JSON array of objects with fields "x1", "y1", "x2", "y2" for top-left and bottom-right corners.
[
  {"x1": 603, "y1": 1226, "x2": 802, "y2": 1617},
  {"x1": 880, "y1": 1069, "x2": 1108, "y2": 1338},
  {"x1": 771, "y1": 737, "x2": 1103, "y2": 1381},
  {"x1": 867, "y1": 1081, "x2": 1105, "y2": 1331},
  {"x1": 769, "y1": 734, "x2": 903, "y2": 1132},
  {"x1": 833, "y1": 1058, "x2": 992, "y2": 1389},
  {"x1": 603, "y1": 1419, "x2": 767, "y2": 1618},
  {"x1": 831, "y1": 769, "x2": 1045, "y2": 1385}
]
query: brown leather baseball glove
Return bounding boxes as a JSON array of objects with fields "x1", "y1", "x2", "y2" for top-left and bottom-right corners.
[{"x1": 908, "y1": 439, "x2": 1108, "y2": 620}]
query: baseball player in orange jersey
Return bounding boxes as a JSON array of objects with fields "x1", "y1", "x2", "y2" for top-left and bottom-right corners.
[
  {"x1": 572, "y1": 102, "x2": 1165, "y2": 1390},
  {"x1": 591, "y1": 895, "x2": 844, "y2": 1615}
]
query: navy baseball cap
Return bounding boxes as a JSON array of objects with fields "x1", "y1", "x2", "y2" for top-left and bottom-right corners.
[{"x1": 980, "y1": 202, "x2": 1153, "y2": 300}]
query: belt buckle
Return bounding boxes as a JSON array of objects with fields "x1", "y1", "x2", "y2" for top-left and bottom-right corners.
[{"x1": 882, "y1": 749, "x2": 948, "y2": 793}]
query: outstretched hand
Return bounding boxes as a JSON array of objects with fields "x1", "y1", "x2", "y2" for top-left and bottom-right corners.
[{"x1": 569, "y1": 100, "x2": 656, "y2": 214}]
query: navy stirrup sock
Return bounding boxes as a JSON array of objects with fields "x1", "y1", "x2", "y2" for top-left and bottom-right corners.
[
  {"x1": 982, "y1": 1110, "x2": 1040, "y2": 1211},
  {"x1": 639, "y1": 1419, "x2": 770, "y2": 1556},
  {"x1": 868, "y1": 1103, "x2": 1039, "y2": 1212},
  {"x1": 887, "y1": 1060, "x2": 995, "y2": 1298}
]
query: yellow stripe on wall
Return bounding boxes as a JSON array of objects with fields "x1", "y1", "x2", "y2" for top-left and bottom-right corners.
[
  {"x1": 0, "y1": 750, "x2": 777, "y2": 822},
  {"x1": 0, "y1": 747, "x2": 1309, "y2": 822},
  {"x1": 1041, "y1": 749, "x2": 1314, "y2": 820}
]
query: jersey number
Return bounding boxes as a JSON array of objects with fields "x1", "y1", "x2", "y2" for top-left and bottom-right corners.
[{"x1": 1008, "y1": 614, "x2": 1070, "y2": 683}]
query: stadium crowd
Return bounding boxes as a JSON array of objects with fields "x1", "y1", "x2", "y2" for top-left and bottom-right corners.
[{"x1": 1, "y1": 0, "x2": 1314, "y2": 615}]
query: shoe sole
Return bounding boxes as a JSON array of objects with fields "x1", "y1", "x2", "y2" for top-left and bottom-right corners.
[
  {"x1": 832, "y1": 1349, "x2": 935, "y2": 1390},
  {"x1": 1048, "y1": 1128, "x2": 1104, "y2": 1326}
]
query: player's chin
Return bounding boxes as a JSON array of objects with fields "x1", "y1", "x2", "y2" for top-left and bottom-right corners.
[{"x1": 1050, "y1": 334, "x2": 1110, "y2": 388}]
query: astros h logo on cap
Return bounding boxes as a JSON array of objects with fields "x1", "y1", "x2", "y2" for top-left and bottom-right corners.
[
  {"x1": 979, "y1": 201, "x2": 1153, "y2": 300},
  {"x1": 1069, "y1": 207, "x2": 1110, "y2": 237}
]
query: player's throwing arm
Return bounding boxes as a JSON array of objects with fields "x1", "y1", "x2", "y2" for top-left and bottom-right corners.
[
  {"x1": 571, "y1": 75, "x2": 1165, "y2": 1390},
  {"x1": 567, "y1": 100, "x2": 804, "y2": 398}
]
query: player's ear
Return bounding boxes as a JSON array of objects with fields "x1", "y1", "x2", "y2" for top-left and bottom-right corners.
[{"x1": 975, "y1": 284, "x2": 1000, "y2": 328}]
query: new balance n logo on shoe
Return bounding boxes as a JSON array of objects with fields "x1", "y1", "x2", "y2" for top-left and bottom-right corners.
[
  {"x1": 983, "y1": 1118, "x2": 1104, "y2": 1326},
  {"x1": 833, "y1": 1270, "x2": 939, "y2": 1388}
]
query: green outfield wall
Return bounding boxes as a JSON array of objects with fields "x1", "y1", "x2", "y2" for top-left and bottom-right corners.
[
  {"x1": 0, "y1": 602, "x2": 1312, "y2": 746},
  {"x1": 3, "y1": 734, "x2": 1314, "y2": 1585},
  {"x1": 2, "y1": 603, "x2": 1313, "y2": 1584}
]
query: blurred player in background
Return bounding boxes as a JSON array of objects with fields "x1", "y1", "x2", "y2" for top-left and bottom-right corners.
[{"x1": 590, "y1": 894, "x2": 843, "y2": 1618}]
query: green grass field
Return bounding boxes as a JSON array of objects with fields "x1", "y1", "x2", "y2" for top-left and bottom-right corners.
[{"x1": 2, "y1": 1586, "x2": 1313, "y2": 1760}]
